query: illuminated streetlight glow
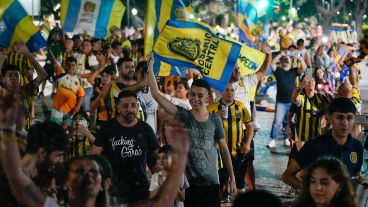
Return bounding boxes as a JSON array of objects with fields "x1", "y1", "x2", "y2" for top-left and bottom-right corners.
[
  {"x1": 349, "y1": 13, "x2": 352, "y2": 16},
  {"x1": 291, "y1": 7, "x2": 297, "y2": 15},
  {"x1": 132, "y1": 8, "x2": 138, "y2": 16},
  {"x1": 258, "y1": 0, "x2": 269, "y2": 9},
  {"x1": 337, "y1": 11, "x2": 340, "y2": 14}
]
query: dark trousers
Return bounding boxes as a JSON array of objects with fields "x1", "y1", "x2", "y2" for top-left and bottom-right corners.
[{"x1": 184, "y1": 184, "x2": 220, "y2": 207}]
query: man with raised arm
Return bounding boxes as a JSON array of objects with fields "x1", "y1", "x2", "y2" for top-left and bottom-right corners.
[{"x1": 148, "y1": 53, "x2": 236, "y2": 207}]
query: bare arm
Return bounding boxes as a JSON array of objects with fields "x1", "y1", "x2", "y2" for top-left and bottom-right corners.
[
  {"x1": 282, "y1": 159, "x2": 303, "y2": 189},
  {"x1": 20, "y1": 46, "x2": 47, "y2": 86},
  {"x1": 348, "y1": 65, "x2": 358, "y2": 88},
  {"x1": 243, "y1": 122, "x2": 254, "y2": 154},
  {"x1": 271, "y1": 54, "x2": 282, "y2": 71},
  {"x1": 256, "y1": 44, "x2": 272, "y2": 81},
  {"x1": 338, "y1": 52, "x2": 349, "y2": 66},
  {"x1": 296, "y1": 56, "x2": 307, "y2": 74},
  {"x1": 71, "y1": 95, "x2": 83, "y2": 115},
  {"x1": 131, "y1": 119, "x2": 189, "y2": 207},
  {"x1": 79, "y1": 73, "x2": 92, "y2": 79},
  {"x1": 147, "y1": 53, "x2": 177, "y2": 116},
  {"x1": 0, "y1": 93, "x2": 46, "y2": 207},
  {"x1": 303, "y1": 52, "x2": 312, "y2": 69},
  {"x1": 123, "y1": 77, "x2": 149, "y2": 94},
  {"x1": 218, "y1": 138, "x2": 236, "y2": 195},
  {"x1": 87, "y1": 66, "x2": 105, "y2": 85},
  {"x1": 90, "y1": 85, "x2": 111, "y2": 111},
  {"x1": 91, "y1": 145, "x2": 103, "y2": 154},
  {"x1": 291, "y1": 82, "x2": 304, "y2": 104}
]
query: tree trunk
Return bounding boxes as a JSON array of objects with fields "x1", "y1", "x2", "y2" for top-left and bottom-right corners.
[
  {"x1": 315, "y1": 0, "x2": 346, "y2": 35},
  {"x1": 323, "y1": 16, "x2": 334, "y2": 35},
  {"x1": 353, "y1": 0, "x2": 368, "y2": 38},
  {"x1": 355, "y1": 18, "x2": 363, "y2": 38}
]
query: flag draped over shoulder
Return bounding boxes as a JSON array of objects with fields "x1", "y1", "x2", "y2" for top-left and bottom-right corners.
[
  {"x1": 144, "y1": 0, "x2": 192, "y2": 77},
  {"x1": 153, "y1": 20, "x2": 242, "y2": 92},
  {"x1": 0, "y1": 0, "x2": 46, "y2": 52},
  {"x1": 61, "y1": 0, "x2": 125, "y2": 38},
  {"x1": 237, "y1": 0, "x2": 257, "y2": 48}
]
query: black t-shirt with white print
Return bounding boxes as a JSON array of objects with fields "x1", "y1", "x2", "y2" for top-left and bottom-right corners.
[{"x1": 94, "y1": 118, "x2": 159, "y2": 203}]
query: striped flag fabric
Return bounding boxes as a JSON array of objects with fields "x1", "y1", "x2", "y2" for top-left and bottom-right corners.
[
  {"x1": 237, "y1": 0, "x2": 258, "y2": 48},
  {"x1": 61, "y1": 0, "x2": 125, "y2": 38},
  {"x1": 153, "y1": 20, "x2": 242, "y2": 92},
  {"x1": 0, "y1": 0, "x2": 46, "y2": 52},
  {"x1": 144, "y1": 0, "x2": 192, "y2": 77}
]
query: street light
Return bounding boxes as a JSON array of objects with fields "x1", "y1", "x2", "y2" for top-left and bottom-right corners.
[
  {"x1": 291, "y1": 7, "x2": 297, "y2": 16},
  {"x1": 337, "y1": 11, "x2": 340, "y2": 15},
  {"x1": 258, "y1": 0, "x2": 269, "y2": 9},
  {"x1": 132, "y1": 8, "x2": 137, "y2": 16}
]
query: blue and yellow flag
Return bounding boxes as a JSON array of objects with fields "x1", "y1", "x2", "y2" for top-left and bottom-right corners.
[
  {"x1": 0, "y1": 0, "x2": 46, "y2": 52},
  {"x1": 215, "y1": 31, "x2": 265, "y2": 76},
  {"x1": 237, "y1": 0, "x2": 257, "y2": 48},
  {"x1": 61, "y1": 0, "x2": 125, "y2": 38},
  {"x1": 153, "y1": 20, "x2": 242, "y2": 92},
  {"x1": 144, "y1": 0, "x2": 192, "y2": 77}
]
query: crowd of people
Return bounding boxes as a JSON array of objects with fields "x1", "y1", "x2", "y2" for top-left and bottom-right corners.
[{"x1": 0, "y1": 15, "x2": 367, "y2": 207}]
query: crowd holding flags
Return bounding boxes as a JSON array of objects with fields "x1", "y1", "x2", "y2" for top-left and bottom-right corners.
[
  {"x1": 144, "y1": 0, "x2": 193, "y2": 77},
  {"x1": 0, "y1": 0, "x2": 46, "y2": 52},
  {"x1": 61, "y1": 0, "x2": 125, "y2": 38},
  {"x1": 153, "y1": 20, "x2": 242, "y2": 92},
  {"x1": 0, "y1": 0, "x2": 267, "y2": 93}
]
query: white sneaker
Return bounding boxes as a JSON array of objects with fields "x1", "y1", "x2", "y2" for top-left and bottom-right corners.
[
  {"x1": 284, "y1": 139, "x2": 291, "y2": 147},
  {"x1": 267, "y1": 140, "x2": 276, "y2": 148}
]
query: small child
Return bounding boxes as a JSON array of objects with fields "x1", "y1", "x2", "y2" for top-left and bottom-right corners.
[
  {"x1": 149, "y1": 145, "x2": 189, "y2": 207},
  {"x1": 67, "y1": 112, "x2": 95, "y2": 158}
]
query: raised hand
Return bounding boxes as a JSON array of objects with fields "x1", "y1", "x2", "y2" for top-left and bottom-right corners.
[
  {"x1": 164, "y1": 118, "x2": 189, "y2": 156},
  {"x1": 17, "y1": 44, "x2": 31, "y2": 56}
]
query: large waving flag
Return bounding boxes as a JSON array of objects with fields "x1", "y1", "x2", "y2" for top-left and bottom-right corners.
[
  {"x1": 237, "y1": 0, "x2": 258, "y2": 48},
  {"x1": 153, "y1": 20, "x2": 242, "y2": 92},
  {"x1": 61, "y1": 0, "x2": 125, "y2": 38},
  {"x1": 144, "y1": 0, "x2": 192, "y2": 77},
  {"x1": 0, "y1": 0, "x2": 46, "y2": 52}
]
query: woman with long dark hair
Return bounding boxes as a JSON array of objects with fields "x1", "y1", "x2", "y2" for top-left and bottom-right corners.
[{"x1": 294, "y1": 157, "x2": 358, "y2": 207}]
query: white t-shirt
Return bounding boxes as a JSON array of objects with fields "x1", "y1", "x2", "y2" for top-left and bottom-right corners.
[
  {"x1": 149, "y1": 172, "x2": 189, "y2": 207},
  {"x1": 233, "y1": 73, "x2": 258, "y2": 111},
  {"x1": 137, "y1": 87, "x2": 158, "y2": 133},
  {"x1": 164, "y1": 94, "x2": 192, "y2": 110},
  {"x1": 43, "y1": 197, "x2": 59, "y2": 207}
]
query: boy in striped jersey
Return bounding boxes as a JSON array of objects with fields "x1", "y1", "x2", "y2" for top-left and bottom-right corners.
[{"x1": 208, "y1": 83, "x2": 254, "y2": 196}]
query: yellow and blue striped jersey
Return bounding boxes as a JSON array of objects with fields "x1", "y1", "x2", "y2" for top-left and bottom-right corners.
[
  {"x1": 295, "y1": 92, "x2": 328, "y2": 142},
  {"x1": 208, "y1": 99, "x2": 252, "y2": 157}
]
